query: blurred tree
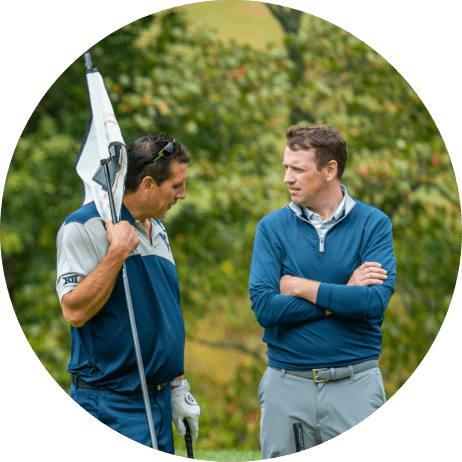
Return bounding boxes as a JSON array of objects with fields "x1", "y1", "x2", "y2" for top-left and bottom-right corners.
[
  {"x1": 1, "y1": 5, "x2": 459, "y2": 452},
  {"x1": 265, "y1": 4, "x2": 313, "y2": 124}
]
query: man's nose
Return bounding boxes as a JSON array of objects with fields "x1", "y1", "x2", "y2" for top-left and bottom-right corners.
[
  {"x1": 177, "y1": 185, "x2": 187, "y2": 200},
  {"x1": 284, "y1": 169, "x2": 294, "y2": 183}
]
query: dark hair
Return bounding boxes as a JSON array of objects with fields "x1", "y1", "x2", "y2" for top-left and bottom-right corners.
[
  {"x1": 124, "y1": 133, "x2": 190, "y2": 193},
  {"x1": 286, "y1": 124, "x2": 348, "y2": 179}
]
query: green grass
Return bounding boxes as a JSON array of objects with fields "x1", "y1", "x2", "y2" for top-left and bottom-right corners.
[{"x1": 174, "y1": 450, "x2": 262, "y2": 461}]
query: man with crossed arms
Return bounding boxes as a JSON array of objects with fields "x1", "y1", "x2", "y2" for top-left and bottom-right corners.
[{"x1": 249, "y1": 124, "x2": 396, "y2": 457}]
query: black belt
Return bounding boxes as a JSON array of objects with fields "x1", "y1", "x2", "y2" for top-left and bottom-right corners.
[
  {"x1": 270, "y1": 360, "x2": 379, "y2": 383},
  {"x1": 73, "y1": 375, "x2": 165, "y2": 392}
]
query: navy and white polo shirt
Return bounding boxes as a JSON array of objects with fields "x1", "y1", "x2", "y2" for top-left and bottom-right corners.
[{"x1": 56, "y1": 203, "x2": 185, "y2": 392}]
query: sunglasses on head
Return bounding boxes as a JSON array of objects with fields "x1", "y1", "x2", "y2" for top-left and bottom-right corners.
[{"x1": 152, "y1": 138, "x2": 176, "y2": 162}]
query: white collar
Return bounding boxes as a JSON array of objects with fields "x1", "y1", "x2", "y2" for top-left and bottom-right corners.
[{"x1": 288, "y1": 184, "x2": 356, "y2": 219}]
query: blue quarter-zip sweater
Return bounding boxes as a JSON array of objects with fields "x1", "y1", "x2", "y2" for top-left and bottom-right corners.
[{"x1": 249, "y1": 196, "x2": 396, "y2": 370}]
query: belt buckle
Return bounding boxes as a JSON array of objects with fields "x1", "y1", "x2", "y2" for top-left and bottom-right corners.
[{"x1": 312, "y1": 368, "x2": 329, "y2": 383}]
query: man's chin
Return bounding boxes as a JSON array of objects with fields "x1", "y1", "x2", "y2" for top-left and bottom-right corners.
[
  {"x1": 290, "y1": 196, "x2": 303, "y2": 206},
  {"x1": 160, "y1": 208, "x2": 170, "y2": 219}
]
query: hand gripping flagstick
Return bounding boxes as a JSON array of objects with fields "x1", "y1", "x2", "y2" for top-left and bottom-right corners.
[{"x1": 80, "y1": 52, "x2": 158, "y2": 450}]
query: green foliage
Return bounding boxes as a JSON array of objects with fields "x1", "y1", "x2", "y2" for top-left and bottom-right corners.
[{"x1": 1, "y1": 7, "x2": 459, "y2": 451}]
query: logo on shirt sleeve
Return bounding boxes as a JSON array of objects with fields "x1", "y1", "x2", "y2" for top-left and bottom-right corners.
[{"x1": 59, "y1": 273, "x2": 84, "y2": 287}]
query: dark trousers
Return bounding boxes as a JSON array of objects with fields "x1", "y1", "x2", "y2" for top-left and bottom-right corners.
[{"x1": 71, "y1": 381, "x2": 174, "y2": 453}]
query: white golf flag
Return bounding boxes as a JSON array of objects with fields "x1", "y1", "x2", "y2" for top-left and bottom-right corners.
[{"x1": 76, "y1": 66, "x2": 127, "y2": 222}]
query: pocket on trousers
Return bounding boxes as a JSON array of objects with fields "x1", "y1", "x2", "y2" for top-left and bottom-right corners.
[
  {"x1": 258, "y1": 368, "x2": 269, "y2": 403},
  {"x1": 73, "y1": 387, "x2": 100, "y2": 420},
  {"x1": 371, "y1": 368, "x2": 387, "y2": 407}
]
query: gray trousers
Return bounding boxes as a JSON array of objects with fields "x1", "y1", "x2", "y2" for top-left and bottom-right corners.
[{"x1": 258, "y1": 365, "x2": 386, "y2": 458}]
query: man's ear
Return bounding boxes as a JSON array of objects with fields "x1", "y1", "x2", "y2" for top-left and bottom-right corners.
[
  {"x1": 325, "y1": 160, "x2": 338, "y2": 181},
  {"x1": 139, "y1": 176, "x2": 156, "y2": 193}
]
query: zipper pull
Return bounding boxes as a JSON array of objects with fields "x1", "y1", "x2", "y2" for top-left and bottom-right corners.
[{"x1": 320, "y1": 235, "x2": 325, "y2": 252}]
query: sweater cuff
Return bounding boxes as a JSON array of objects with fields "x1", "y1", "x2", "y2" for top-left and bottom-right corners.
[{"x1": 316, "y1": 283, "x2": 332, "y2": 310}]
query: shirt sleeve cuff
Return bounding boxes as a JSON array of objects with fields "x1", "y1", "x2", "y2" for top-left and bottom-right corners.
[{"x1": 316, "y1": 282, "x2": 332, "y2": 310}]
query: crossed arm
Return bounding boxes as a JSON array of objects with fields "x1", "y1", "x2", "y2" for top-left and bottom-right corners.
[
  {"x1": 280, "y1": 262, "x2": 388, "y2": 306},
  {"x1": 249, "y1": 215, "x2": 396, "y2": 326}
]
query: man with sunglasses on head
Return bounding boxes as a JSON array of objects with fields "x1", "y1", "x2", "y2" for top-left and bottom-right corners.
[
  {"x1": 56, "y1": 134, "x2": 200, "y2": 452},
  {"x1": 249, "y1": 125, "x2": 396, "y2": 457}
]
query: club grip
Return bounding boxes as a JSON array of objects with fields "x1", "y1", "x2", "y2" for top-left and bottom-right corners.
[
  {"x1": 184, "y1": 418, "x2": 194, "y2": 459},
  {"x1": 293, "y1": 423, "x2": 305, "y2": 452}
]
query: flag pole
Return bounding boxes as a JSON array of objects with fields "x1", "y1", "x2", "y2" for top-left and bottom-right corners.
[
  {"x1": 80, "y1": 51, "x2": 158, "y2": 449},
  {"x1": 100, "y1": 159, "x2": 158, "y2": 450},
  {"x1": 85, "y1": 52, "x2": 158, "y2": 450}
]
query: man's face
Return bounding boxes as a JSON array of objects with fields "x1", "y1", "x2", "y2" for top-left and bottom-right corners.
[
  {"x1": 148, "y1": 161, "x2": 188, "y2": 219},
  {"x1": 282, "y1": 145, "x2": 328, "y2": 208}
]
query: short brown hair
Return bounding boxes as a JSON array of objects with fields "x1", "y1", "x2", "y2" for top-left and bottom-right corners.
[
  {"x1": 124, "y1": 133, "x2": 190, "y2": 193},
  {"x1": 286, "y1": 124, "x2": 347, "y2": 179}
]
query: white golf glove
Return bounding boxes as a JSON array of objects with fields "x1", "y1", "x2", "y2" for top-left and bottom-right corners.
[{"x1": 171, "y1": 379, "x2": 200, "y2": 441}]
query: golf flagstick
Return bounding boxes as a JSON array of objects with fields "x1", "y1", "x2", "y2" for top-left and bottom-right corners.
[
  {"x1": 101, "y1": 159, "x2": 158, "y2": 450},
  {"x1": 81, "y1": 52, "x2": 158, "y2": 450}
]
